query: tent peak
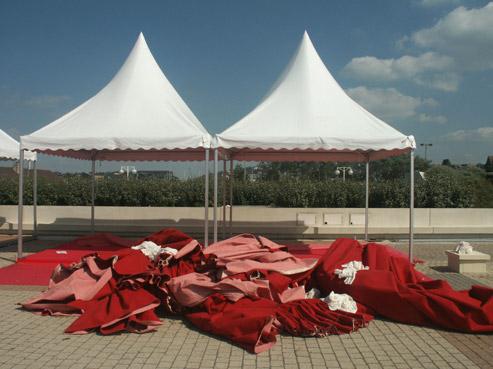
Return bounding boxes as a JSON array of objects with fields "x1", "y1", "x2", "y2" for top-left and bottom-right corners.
[
  {"x1": 134, "y1": 32, "x2": 149, "y2": 50},
  {"x1": 137, "y1": 32, "x2": 146, "y2": 42},
  {"x1": 302, "y1": 30, "x2": 313, "y2": 43}
]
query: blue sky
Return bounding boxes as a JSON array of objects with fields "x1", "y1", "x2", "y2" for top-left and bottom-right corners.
[{"x1": 0, "y1": 0, "x2": 492, "y2": 174}]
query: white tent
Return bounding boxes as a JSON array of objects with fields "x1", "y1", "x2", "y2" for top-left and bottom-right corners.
[
  {"x1": 1, "y1": 129, "x2": 38, "y2": 238},
  {"x1": 22, "y1": 33, "x2": 210, "y2": 160},
  {"x1": 0, "y1": 129, "x2": 36, "y2": 162},
  {"x1": 214, "y1": 32, "x2": 416, "y2": 257},
  {"x1": 18, "y1": 33, "x2": 212, "y2": 258}
]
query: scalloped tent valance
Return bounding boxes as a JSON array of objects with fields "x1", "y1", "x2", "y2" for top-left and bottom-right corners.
[{"x1": 0, "y1": 129, "x2": 36, "y2": 161}]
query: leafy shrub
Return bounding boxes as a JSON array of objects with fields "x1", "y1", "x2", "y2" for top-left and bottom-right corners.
[{"x1": 0, "y1": 165, "x2": 486, "y2": 208}]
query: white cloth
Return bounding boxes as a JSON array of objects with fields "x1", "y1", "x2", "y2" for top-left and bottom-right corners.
[
  {"x1": 131, "y1": 241, "x2": 177, "y2": 261},
  {"x1": 455, "y1": 241, "x2": 474, "y2": 254},
  {"x1": 305, "y1": 288, "x2": 321, "y2": 299},
  {"x1": 323, "y1": 291, "x2": 358, "y2": 314},
  {"x1": 334, "y1": 261, "x2": 369, "y2": 285}
]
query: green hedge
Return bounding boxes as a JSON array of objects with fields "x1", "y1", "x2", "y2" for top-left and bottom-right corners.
[{"x1": 0, "y1": 165, "x2": 484, "y2": 208}]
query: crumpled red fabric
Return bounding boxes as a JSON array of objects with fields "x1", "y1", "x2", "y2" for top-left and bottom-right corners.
[
  {"x1": 66, "y1": 278, "x2": 161, "y2": 334},
  {"x1": 186, "y1": 294, "x2": 371, "y2": 353},
  {"x1": 314, "y1": 238, "x2": 493, "y2": 333},
  {"x1": 204, "y1": 234, "x2": 318, "y2": 276},
  {"x1": 21, "y1": 231, "x2": 493, "y2": 353},
  {"x1": 21, "y1": 255, "x2": 115, "y2": 315},
  {"x1": 138, "y1": 228, "x2": 195, "y2": 250}
]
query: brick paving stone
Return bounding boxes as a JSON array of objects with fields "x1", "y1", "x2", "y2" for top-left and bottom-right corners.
[{"x1": 1, "y1": 239, "x2": 492, "y2": 368}]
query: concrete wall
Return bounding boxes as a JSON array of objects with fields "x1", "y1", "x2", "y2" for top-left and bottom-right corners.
[{"x1": 1, "y1": 205, "x2": 492, "y2": 239}]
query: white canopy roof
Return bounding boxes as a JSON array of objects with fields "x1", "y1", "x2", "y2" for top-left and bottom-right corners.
[
  {"x1": 216, "y1": 32, "x2": 415, "y2": 162},
  {"x1": 0, "y1": 128, "x2": 36, "y2": 161},
  {"x1": 21, "y1": 33, "x2": 211, "y2": 161}
]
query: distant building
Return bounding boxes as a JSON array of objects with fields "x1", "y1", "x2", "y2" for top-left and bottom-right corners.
[
  {"x1": 129, "y1": 170, "x2": 176, "y2": 180},
  {"x1": 0, "y1": 166, "x2": 61, "y2": 180}
]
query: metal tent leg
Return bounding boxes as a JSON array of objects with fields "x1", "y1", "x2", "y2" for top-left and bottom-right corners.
[
  {"x1": 365, "y1": 160, "x2": 369, "y2": 241},
  {"x1": 204, "y1": 149, "x2": 210, "y2": 247},
  {"x1": 229, "y1": 159, "x2": 233, "y2": 236},
  {"x1": 17, "y1": 150, "x2": 24, "y2": 259},
  {"x1": 33, "y1": 160, "x2": 38, "y2": 237},
  {"x1": 213, "y1": 149, "x2": 218, "y2": 243},
  {"x1": 91, "y1": 158, "x2": 96, "y2": 233},
  {"x1": 222, "y1": 160, "x2": 226, "y2": 239},
  {"x1": 409, "y1": 150, "x2": 415, "y2": 260}
]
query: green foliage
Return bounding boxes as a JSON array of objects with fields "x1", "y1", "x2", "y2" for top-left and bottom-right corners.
[
  {"x1": 232, "y1": 181, "x2": 277, "y2": 206},
  {"x1": 241, "y1": 155, "x2": 432, "y2": 182},
  {"x1": 1, "y1": 160, "x2": 491, "y2": 208},
  {"x1": 419, "y1": 166, "x2": 474, "y2": 208}
]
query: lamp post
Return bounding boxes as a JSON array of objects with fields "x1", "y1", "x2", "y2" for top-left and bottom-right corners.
[
  {"x1": 119, "y1": 165, "x2": 137, "y2": 180},
  {"x1": 335, "y1": 166, "x2": 353, "y2": 182},
  {"x1": 420, "y1": 143, "x2": 433, "y2": 161}
]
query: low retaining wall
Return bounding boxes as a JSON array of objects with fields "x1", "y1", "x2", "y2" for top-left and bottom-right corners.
[{"x1": 1, "y1": 206, "x2": 492, "y2": 240}]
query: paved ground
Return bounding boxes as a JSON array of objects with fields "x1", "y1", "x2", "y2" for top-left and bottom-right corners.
[{"x1": 0, "y1": 238, "x2": 492, "y2": 369}]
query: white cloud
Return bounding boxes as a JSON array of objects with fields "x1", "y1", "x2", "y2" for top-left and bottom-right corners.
[
  {"x1": 343, "y1": 52, "x2": 453, "y2": 81},
  {"x1": 346, "y1": 86, "x2": 446, "y2": 123},
  {"x1": 343, "y1": 52, "x2": 458, "y2": 91},
  {"x1": 418, "y1": 0, "x2": 460, "y2": 7},
  {"x1": 417, "y1": 113, "x2": 447, "y2": 124},
  {"x1": 414, "y1": 72, "x2": 461, "y2": 92},
  {"x1": 0, "y1": 87, "x2": 70, "y2": 110},
  {"x1": 411, "y1": 2, "x2": 493, "y2": 70},
  {"x1": 344, "y1": 3, "x2": 493, "y2": 93},
  {"x1": 443, "y1": 126, "x2": 493, "y2": 141}
]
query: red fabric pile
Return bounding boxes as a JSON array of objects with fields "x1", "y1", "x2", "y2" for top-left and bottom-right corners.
[
  {"x1": 314, "y1": 238, "x2": 493, "y2": 332},
  {"x1": 21, "y1": 231, "x2": 493, "y2": 353}
]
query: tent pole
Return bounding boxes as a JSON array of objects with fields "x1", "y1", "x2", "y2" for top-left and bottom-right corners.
[
  {"x1": 222, "y1": 159, "x2": 226, "y2": 239},
  {"x1": 365, "y1": 160, "x2": 369, "y2": 241},
  {"x1": 213, "y1": 149, "x2": 218, "y2": 243},
  {"x1": 33, "y1": 159, "x2": 38, "y2": 237},
  {"x1": 204, "y1": 149, "x2": 210, "y2": 247},
  {"x1": 91, "y1": 158, "x2": 96, "y2": 233},
  {"x1": 409, "y1": 150, "x2": 415, "y2": 261},
  {"x1": 17, "y1": 149, "x2": 24, "y2": 260},
  {"x1": 229, "y1": 158, "x2": 233, "y2": 237}
]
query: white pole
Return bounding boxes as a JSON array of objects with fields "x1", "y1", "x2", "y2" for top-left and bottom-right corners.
[
  {"x1": 204, "y1": 149, "x2": 210, "y2": 247},
  {"x1": 409, "y1": 150, "x2": 415, "y2": 260},
  {"x1": 213, "y1": 149, "x2": 218, "y2": 243},
  {"x1": 222, "y1": 159, "x2": 226, "y2": 239},
  {"x1": 91, "y1": 158, "x2": 96, "y2": 233},
  {"x1": 229, "y1": 159, "x2": 233, "y2": 236},
  {"x1": 365, "y1": 160, "x2": 369, "y2": 241},
  {"x1": 33, "y1": 159, "x2": 38, "y2": 236},
  {"x1": 17, "y1": 149, "x2": 24, "y2": 259}
]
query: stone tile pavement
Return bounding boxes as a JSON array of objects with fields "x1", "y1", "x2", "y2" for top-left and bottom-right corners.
[{"x1": 0, "y1": 238, "x2": 492, "y2": 368}]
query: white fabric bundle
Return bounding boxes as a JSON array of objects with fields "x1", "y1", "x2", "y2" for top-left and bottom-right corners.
[
  {"x1": 305, "y1": 288, "x2": 321, "y2": 299},
  {"x1": 455, "y1": 241, "x2": 474, "y2": 254},
  {"x1": 323, "y1": 291, "x2": 358, "y2": 314},
  {"x1": 334, "y1": 261, "x2": 369, "y2": 285},
  {"x1": 131, "y1": 241, "x2": 178, "y2": 261}
]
